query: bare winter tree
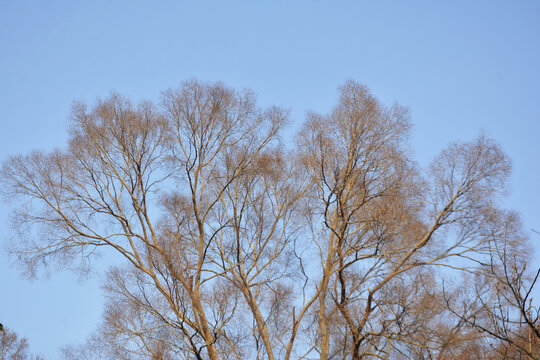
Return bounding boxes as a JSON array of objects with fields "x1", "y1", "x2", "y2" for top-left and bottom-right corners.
[
  {"x1": 1, "y1": 80, "x2": 536, "y2": 359},
  {"x1": 2, "y1": 80, "x2": 287, "y2": 360},
  {"x1": 443, "y1": 222, "x2": 540, "y2": 359},
  {"x1": 0, "y1": 326, "x2": 42, "y2": 360},
  {"x1": 294, "y1": 81, "x2": 532, "y2": 359}
]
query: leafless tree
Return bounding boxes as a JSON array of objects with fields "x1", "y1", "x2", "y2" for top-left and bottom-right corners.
[
  {"x1": 0, "y1": 326, "x2": 42, "y2": 360},
  {"x1": 443, "y1": 223, "x2": 540, "y2": 359},
  {"x1": 2, "y1": 80, "x2": 286, "y2": 360},
  {"x1": 295, "y1": 81, "x2": 524, "y2": 359},
  {"x1": 2, "y1": 80, "x2": 535, "y2": 359}
]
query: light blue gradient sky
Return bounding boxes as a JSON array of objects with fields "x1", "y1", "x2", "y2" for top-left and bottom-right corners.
[{"x1": 1, "y1": 1, "x2": 539, "y2": 358}]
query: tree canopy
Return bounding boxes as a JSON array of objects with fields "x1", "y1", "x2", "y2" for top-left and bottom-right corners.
[{"x1": 2, "y1": 80, "x2": 538, "y2": 359}]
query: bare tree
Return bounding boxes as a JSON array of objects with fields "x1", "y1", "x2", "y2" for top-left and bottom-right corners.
[
  {"x1": 2, "y1": 80, "x2": 286, "y2": 360},
  {"x1": 295, "y1": 81, "x2": 524, "y2": 359},
  {"x1": 2, "y1": 80, "x2": 535, "y2": 359},
  {"x1": 0, "y1": 326, "x2": 42, "y2": 360},
  {"x1": 443, "y1": 223, "x2": 540, "y2": 359}
]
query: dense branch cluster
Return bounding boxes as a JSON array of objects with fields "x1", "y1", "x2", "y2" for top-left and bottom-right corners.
[{"x1": 2, "y1": 80, "x2": 538, "y2": 359}]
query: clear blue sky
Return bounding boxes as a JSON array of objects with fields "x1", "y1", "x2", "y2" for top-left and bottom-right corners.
[{"x1": 1, "y1": 1, "x2": 539, "y2": 358}]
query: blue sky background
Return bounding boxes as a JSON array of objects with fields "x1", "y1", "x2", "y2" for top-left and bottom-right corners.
[{"x1": 1, "y1": 1, "x2": 539, "y2": 358}]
